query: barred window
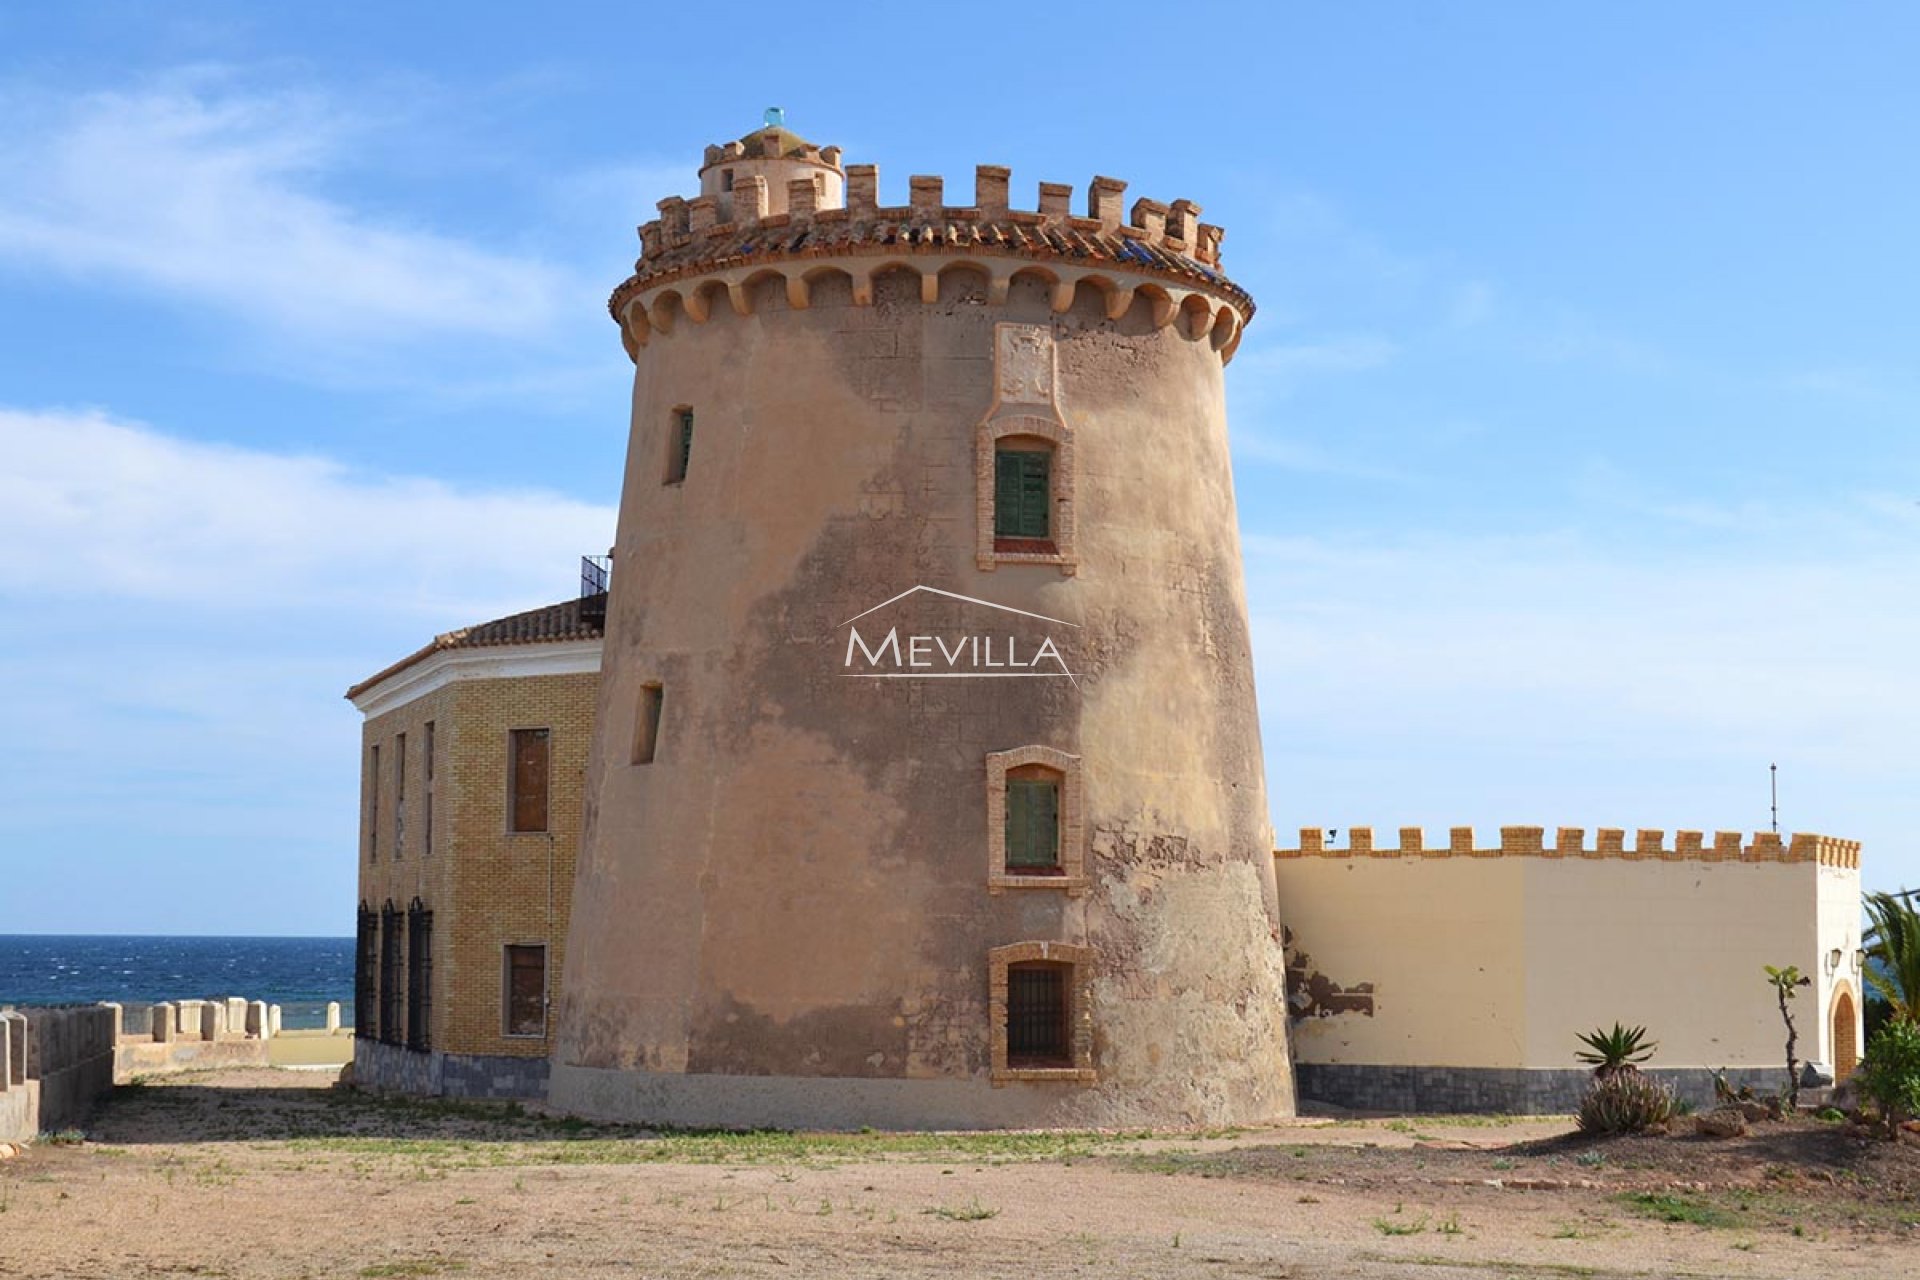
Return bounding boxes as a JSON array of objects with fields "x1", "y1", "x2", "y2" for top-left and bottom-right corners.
[
  {"x1": 379, "y1": 902, "x2": 404, "y2": 1046},
  {"x1": 354, "y1": 904, "x2": 377, "y2": 1040},
  {"x1": 406, "y1": 899, "x2": 433, "y2": 1052},
  {"x1": 1006, "y1": 962, "x2": 1071, "y2": 1067}
]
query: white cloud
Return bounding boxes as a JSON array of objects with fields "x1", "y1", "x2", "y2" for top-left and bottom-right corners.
[
  {"x1": 0, "y1": 76, "x2": 570, "y2": 340},
  {"x1": 0, "y1": 406, "x2": 615, "y2": 617},
  {"x1": 1233, "y1": 334, "x2": 1398, "y2": 398}
]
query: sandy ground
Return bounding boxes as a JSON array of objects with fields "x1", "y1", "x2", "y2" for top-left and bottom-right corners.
[{"x1": 1, "y1": 1067, "x2": 1915, "y2": 1279}]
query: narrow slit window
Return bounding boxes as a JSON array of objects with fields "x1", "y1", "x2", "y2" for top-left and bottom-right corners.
[
  {"x1": 422, "y1": 721, "x2": 435, "y2": 856},
  {"x1": 632, "y1": 684, "x2": 663, "y2": 765},
  {"x1": 666, "y1": 407, "x2": 694, "y2": 484},
  {"x1": 1005, "y1": 772, "x2": 1062, "y2": 872},
  {"x1": 368, "y1": 744, "x2": 380, "y2": 862},
  {"x1": 993, "y1": 445, "x2": 1051, "y2": 540},
  {"x1": 504, "y1": 944, "x2": 547, "y2": 1038},
  {"x1": 1006, "y1": 962, "x2": 1071, "y2": 1067},
  {"x1": 508, "y1": 728, "x2": 550, "y2": 833},
  {"x1": 393, "y1": 732, "x2": 407, "y2": 858}
]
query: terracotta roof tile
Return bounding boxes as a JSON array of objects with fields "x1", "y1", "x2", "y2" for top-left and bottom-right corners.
[{"x1": 345, "y1": 596, "x2": 604, "y2": 702}]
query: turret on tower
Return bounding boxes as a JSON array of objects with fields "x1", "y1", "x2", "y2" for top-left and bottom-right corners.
[{"x1": 555, "y1": 119, "x2": 1291, "y2": 1129}]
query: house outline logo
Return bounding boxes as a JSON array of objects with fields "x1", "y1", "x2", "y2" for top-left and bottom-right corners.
[{"x1": 838, "y1": 585, "x2": 1079, "y2": 685}]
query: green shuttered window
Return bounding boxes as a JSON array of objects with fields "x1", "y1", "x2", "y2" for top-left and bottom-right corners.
[
  {"x1": 1006, "y1": 777, "x2": 1061, "y2": 870},
  {"x1": 993, "y1": 447, "x2": 1051, "y2": 539}
]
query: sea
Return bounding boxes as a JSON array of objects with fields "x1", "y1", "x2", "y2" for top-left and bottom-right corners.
[{"x1": 0, "y1": 935, "x2": 355, "y2": 1031}]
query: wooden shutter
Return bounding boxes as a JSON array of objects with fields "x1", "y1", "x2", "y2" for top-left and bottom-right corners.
[
  {"x1": 677, "y1": 411, "x2": 695, "y2": 480},
  {"x1": 510, "y1": 729, "x2": 550, "y2": 832},
  {"x1": 1018, "y1": 452, "x2": 1051, "y2": 538},
  {"x1": 1006, "y1": 778, "x2": 1060, "y2": 870},
  {"x1": 995, "y1": 448, "x2": 1051, "y2": 540},
  {"x1": 994, "y1": 450, "x2": 1025, "y2": 536}
]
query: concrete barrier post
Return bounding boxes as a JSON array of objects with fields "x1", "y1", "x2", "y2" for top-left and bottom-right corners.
[
  {"x1": 152, "y1": 1003, "x2": 175, "y2": 1044},
  {"x1": 200, "y1": 1002, "x2": 224, "y2": 1042},
  {"x1": 268, "y1": 1005, "x2": 282, "y2": 1036},
  {"x1": 325, "y1": 1002, "x2": 341, "y2": 1034},
  {"x1": 100, "y1": 1002, "x2": 124, "y2": 1044},
  {"x1": 246, "y1": 1002, "x2": 267, "y2": 1039},
  {"x1": 0, "y1": 1015, "x2": 10, "y2": 1091},
  {"x1": 7, "y1": 1012, "x2": 26, "y2": 1084},
  {"x1": 226, "y1": 998, "x2": 248, "y2": 1035},
  {"x1": 174, "y1": 1000, "x2": 202, "y2": 1039}
]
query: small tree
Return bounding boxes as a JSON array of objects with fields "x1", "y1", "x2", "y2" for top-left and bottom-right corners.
[
  {"x1": 1764, "y1": 964, "x2": 1812, "y2": 1111},
  {"x1": 1858, "y1": 1020, "x2": 1920, "y2": 1140}
]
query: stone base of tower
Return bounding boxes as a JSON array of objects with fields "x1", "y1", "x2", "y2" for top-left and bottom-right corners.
[{"x1": 549, "y1": 1062, "x2": 1295, "y2": 1132}]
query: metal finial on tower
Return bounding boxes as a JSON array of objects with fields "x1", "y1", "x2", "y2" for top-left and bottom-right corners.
[{"x1": 764, "y1": 106, "x2": 785, "y2": 128}]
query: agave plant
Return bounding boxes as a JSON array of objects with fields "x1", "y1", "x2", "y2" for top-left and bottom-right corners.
[
  {"x1": 1577, "y1": 1071, "x2": 1676, "y2": 1134},
  {"x1": 1575, "y1": 1023, "x2": 1658, "y2": 1078}
]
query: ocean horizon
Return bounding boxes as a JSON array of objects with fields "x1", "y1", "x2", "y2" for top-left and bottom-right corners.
[{"x1": 0, "y1": 933, "x2": 355, "y2": 1030}]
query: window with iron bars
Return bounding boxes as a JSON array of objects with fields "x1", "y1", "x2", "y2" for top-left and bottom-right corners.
[
  {"x1": 1006, "y1": 961, "x2": 1072, "y2": 1067},
  {"x1": 406, "y1": 899, "x2": 433, "y2": 1052},
  {"x1": 378, "y1": 902, "x2": 404, "y2": 1046},
  {"x1": 354, "y1": 904, "x2": 377, "y2": 1040}
]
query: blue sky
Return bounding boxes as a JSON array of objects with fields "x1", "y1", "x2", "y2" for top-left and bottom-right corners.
[{"x1": 1, "y1": 3, "x2": 1915, "y2": 934}]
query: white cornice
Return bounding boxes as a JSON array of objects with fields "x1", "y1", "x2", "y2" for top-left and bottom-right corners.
[{"x1": 351, "y1": 639, "x2": 603, "y2": 720}]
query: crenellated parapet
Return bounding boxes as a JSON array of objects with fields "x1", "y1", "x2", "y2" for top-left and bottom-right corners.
[
  {"x1": 1277, "y1": 826, "x2": 1861, "y2": 869},
  {"x1": 612, "y1": 160, "x2": 1252, "y2": 365}
]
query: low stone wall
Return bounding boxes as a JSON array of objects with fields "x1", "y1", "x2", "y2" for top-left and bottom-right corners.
[
  {"x1": 1296, "y1": 1063, "x2": 1788, "y2": 1115},
  {"x1": 0, "y1": 1005, "x2": 118, "y2": 1142},
  {"x1": 354, "y1": 1038, "x2": 550, "y2": 1101}
]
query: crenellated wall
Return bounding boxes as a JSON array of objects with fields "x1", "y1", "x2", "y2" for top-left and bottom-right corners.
[
  {"x1": 1280, "y1": 824, "x2": 1860, "y2": 867},
  {"x1": 613, "y1": 162, "x2": 1251, "y2": 366},
  {"x1": 1273, "y1": 826, "x2": 1864, "y2": 1113}
]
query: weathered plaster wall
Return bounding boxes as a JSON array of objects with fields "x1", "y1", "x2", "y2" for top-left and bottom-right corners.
[{"x1": 556, "y1": 260, "x2": 1292, "y2": 1128}]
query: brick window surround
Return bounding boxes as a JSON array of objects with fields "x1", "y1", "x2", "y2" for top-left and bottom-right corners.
[
  {"x1": 975, "y1": 415, "x2": 1076, "y2": 574},
  {"x1": 988, "y1": 941, "x2": 1096, "y2": 1085},
  {"x1": 985, "y1": 745, "x2": 1086, "y2": 895}
]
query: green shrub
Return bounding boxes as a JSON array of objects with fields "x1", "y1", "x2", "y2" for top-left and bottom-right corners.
[
  {"x1": 1577, "y1": 1071, "x2": 1676, "y2": 1135},
  {"x1": 1858, "y1": 1019, "x2": 1920, "y2": 1140}
]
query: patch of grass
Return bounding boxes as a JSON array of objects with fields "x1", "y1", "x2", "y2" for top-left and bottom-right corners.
[
  {"x1": 923, "y1": 1198, "x2": 999, "y2": 1222},
  {"x1": 40, "y1": 1129, "x2": 87, "y2": 1145},
  {"x1": 1437, "y1": 1213, "x2": 1464, "y2": 1236},
  {"x1": 1373, "y1": 1211, "x2": 1430, "y2": 1237},
  {"x1": 1574, "y1": 1150, "x2": 1606, "y2": 1169},
  {"x1": 358, "y1": 1262, "x2": 465, "y2": 1278},
  {"x1": 1616, "y1": 1192, "x2": 1740, "y2": 1228}
]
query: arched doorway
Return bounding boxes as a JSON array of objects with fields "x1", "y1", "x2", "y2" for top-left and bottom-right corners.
[{"x1": 1831, "y1": 986, "x2": 1859, "y2": 1084}]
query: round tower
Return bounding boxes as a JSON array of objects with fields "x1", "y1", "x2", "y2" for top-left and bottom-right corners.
[{"x1": 552, "y1": 117, "x2": 1294, "y2": 1128}]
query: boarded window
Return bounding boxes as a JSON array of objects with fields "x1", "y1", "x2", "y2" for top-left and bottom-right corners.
[
  {"x1": 509, "y1": 728, "x2": 550, "y2": 833},
  {"x1": 666, "y1": 408, "x2": 694, "y2": 483},
  {"x1": 504, "y1": 944, "x2": 547, "y2": 1037},
  {"x1": 423, "y1": 721, "x2": 435, "y2": 856},
  {"x1": 993, "y1": 446, "x2": 1051, "y2": 539},
  {"x1": 632, "y1": 684, "x2": 663, "y2": 765},
  {"x1": 1005, "y1": 773, "x2": 1061, "y2": 871},
  {"x1": 393, "y1": 732, "x2": 407, "y2": 858},
  {"x1": 1006, "y1": 962, "x2": 1070, "y2": 1066}
]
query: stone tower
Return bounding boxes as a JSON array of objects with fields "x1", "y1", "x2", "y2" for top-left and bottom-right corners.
[{"x1": 551, "y1": 116, "x2": 1294, "y2": 1128}]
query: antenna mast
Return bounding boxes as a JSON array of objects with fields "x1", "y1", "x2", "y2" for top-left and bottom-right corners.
[{"x1": 1770, "y1": 762, "x2": 1778, "y2": 835}]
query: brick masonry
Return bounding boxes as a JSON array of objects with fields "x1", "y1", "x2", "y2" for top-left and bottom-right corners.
[
  {"x1": 1296, "y1": 1063, "x2": 1791, "y2": 1115},
  {"x1": 356, "y1": 661, "x2": 597, "y2": 1082}
]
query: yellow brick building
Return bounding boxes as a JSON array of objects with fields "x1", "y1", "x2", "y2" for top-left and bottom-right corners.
[{"x1": 346, "y1": 589, "x2": 601, "y2": 1097}]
